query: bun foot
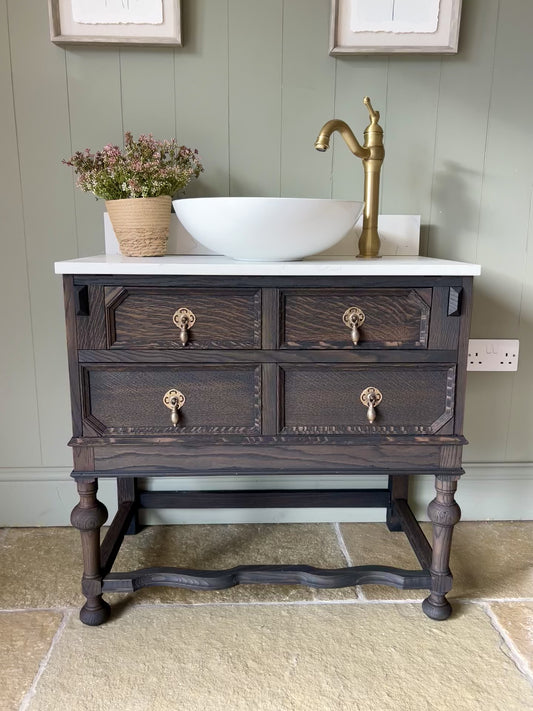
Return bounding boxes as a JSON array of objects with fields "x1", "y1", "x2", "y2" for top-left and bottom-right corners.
[
  {"x1": 422, "y1": 594, "x2": 452, "y2": 621},
  {"x1": 80, "y1": 598, "x2": 111, "y2": 626}
]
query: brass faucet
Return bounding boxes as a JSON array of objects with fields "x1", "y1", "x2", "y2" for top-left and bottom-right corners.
[{"x1": 314, "y1": 96, "x2": 384, "y2": 259}]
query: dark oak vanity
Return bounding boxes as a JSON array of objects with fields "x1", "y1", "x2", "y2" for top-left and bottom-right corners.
[{"x1": 55, "y1": 255, "x2": 479, "y2": 625}]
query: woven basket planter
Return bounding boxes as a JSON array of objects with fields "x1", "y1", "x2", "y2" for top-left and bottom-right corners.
[{"x1": 106, "y1": 195, "x2": 172, "y2": 257}]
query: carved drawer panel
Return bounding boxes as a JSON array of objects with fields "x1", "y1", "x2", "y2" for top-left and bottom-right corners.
[
  {"x1": 280, "y1": 363, "x2": 455, "y2": 435},
  {"x1": 280, "y1": 288, "x2": 431, "y2": 349},
  {"x1": 80, "y1": 364, "x2": 261, "y2": 436},
  {"x1": 104, "y1": 287, "x2": 261, "y2": 349}
]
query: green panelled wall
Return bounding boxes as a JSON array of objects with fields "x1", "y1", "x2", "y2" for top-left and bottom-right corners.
[{"x1": 1, "y1": 0, "x2": 532, "y2": 523}]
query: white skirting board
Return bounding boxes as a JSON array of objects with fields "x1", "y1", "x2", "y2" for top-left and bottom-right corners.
[{"x1": 0, "y1": 464, "x2": 532, "y2": 526}]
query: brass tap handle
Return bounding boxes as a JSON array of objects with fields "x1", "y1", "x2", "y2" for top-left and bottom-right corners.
[
  {"x1": 363, "y1": 96, "x2": 380, "y2": 124},
  {"x1": 172, "y1": 308, "x2": 196, "y2": 347},
  {"x1": 360, "y1": 387, "x2": 382, "y2": 424},
  {"x1": 163, "y1": 389, "x2": 186, "y2": 428},
  {"x1": 343, "y1": 307, "x2": 365, "y2": 346}
]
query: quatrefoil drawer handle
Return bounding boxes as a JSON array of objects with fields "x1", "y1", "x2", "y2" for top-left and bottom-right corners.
[
  {"x1": 163, "y1": 389, "x2": 186, "y2": 427},
  {"x1": 360, "y1": 387, "x2": 382, "y2": 424},
  {"x1": 172, "y1": 308, "x2": 196, "y2": 346},
  {"x1": 343, "y1": 307, "x2": 365, "y2": 345}
]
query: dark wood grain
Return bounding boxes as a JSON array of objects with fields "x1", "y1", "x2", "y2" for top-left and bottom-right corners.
[
  {"x1": 81, "y1": 364, "x2": 262, "y2": 435},
  {"x1": 386, "y1": 474, "x2": 409, "y2": 531},
  {"x1": 102, "y1": 564, "x2": 432, "y2": 593},
  {"x1": 78, "y1": 348, "x2": 458, "y2": 364},
  {"x1": 60, "y1": 272, "x2": 474, "y2": 624},
  {"x1": 76, "y1": 285, "x2": 106, "y2": 349},
  {"x1": 63, "y1": 276, "x2": 83, "y2": 436},
  {"x1": 138, "y1": 488, "x2": 390, "y2": 509},
  {"x1": 105, "y1": 287, "x2": 261, "y2": 349},
  {"x1": 280, "y1": 363, "x2": 455, "y2": 435},
  {"x1": 281, "y1": 288, "x2": 431, "y2": 349},
  {"x1": 90, "y1": 443, "x2": 445, "y2": 474}
]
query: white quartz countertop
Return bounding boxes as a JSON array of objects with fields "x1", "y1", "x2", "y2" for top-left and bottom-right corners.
[{"x1": 54, "y1": 255, "x2": 481, "y2": 276}]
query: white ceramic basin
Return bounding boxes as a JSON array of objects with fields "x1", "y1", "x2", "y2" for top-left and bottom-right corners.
[{"x1": 172, "y1": 197, "x2": 363, "y2": 261}]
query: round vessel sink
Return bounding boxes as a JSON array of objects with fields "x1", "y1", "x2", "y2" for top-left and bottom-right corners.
[{"x1": 173, "y1": 197, "x2": 363, "y2": 261}]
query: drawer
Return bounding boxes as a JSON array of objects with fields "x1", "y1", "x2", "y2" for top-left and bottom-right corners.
[
  {"x1": 280, "y1": 288, "x2": 431, "y2": 349},
  {"x1": 80, "y1": 364, "x2": 261, "y2": 435},
  {"x1": 104, "y1": 287, "x2": 261, "y2": 349},
  {"x1": 280, "y1": 364, "x2": 455, "y2": 435}
]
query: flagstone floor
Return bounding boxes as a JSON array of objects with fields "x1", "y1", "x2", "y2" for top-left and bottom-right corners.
[{"x1": 1, "y1": 521, "x2": 532, "y2": 710}]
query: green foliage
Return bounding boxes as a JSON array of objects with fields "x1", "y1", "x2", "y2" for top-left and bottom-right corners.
[{"x1": 63, "y1": 132, "x2": 203, "y2": 200}]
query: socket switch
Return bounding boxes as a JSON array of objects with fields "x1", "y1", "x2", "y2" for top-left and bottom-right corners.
[{"x1": 467, "y1": 339, "x2": 519, "y2": 372}]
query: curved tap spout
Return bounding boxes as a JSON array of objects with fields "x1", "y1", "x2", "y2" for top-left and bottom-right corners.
[
  {"x1": 314, "y1": 96, "x2": 385, "y2": 259},
  {"x1": 314, "y1": 119, "x2": 370, "y2": 160}
]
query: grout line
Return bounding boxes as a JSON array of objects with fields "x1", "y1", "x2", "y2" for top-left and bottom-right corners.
[
  {"x1": 18, "y1": 609, "x2": 71, "y2": 711},
  {"x1": 481, "y1": 602, "x2": 533, "y2": 689},
  {"x1": 332, "y1": 523, "x2": 353, "y2": 566},
  {"x1": 332, "y1": 523, "x2": 366, "y2": 599},
  {"x1": 2, "y1": 596, "x2": 533, "y2": 615}
]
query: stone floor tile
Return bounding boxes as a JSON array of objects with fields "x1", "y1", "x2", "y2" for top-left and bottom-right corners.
[
  {"x1": 0, "y1": 610, "x2": 62, "y2": 711},
  {"x1": 109, "y1": 522, "x2": 349, "y2": 605},
  {"x1": 0, "y1": 528, "x2": 84, "y2": 608},
  {"x1": 0, "y1": 524, "x2": 349, "y2": 610},
  {"x1": 340, "y1": 521, "x2": 533, "y2": 602},
  {"x1": 27, "y1": 603, "x2": 533, "y2": 711},
  {"x1": 490, "y1": 602, "x2": 533, "y2": 675}
]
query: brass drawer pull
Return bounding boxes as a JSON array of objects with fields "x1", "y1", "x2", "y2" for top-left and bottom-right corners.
[
  {"x1": 360, "y1": 387, "x2": 382, "y2": 423},
  {"x1": 163, "y1": 389, "x2": 186, "y2": 427},
  {"x1": 343, "y1": 307, "x2": 365, "y2": 345},
  {"x1": 172, "y1": 307, "x2": 196, "y2": 346}
]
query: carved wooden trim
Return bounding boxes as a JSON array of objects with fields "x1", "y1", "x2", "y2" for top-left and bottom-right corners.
[{"x1": 102, "y1": 564, "x2": 432, "y2": 593}]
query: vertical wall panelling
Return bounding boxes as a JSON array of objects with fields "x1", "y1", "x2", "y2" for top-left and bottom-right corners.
[
  {"x1": 380, "y1": 57, "x2": 442, "y2": 244},
  {"x1": 332, "y1": 58, "x2": 389, "y2": 202},
  {"x1": 120, "y1": 48, "x2": 176, "y2": 138},
  {"x1": 66, "y1": 49, "x2": 123, "y2": 256},
  {"x1": 8, "y1": 0, "x2": 76, "y2": 467},
  {"x1": 280, "y1": 0, "x2": 335, "y2": 199},
  {"x1": 427, "y1": 0, "x2": 499, "y2": 265},
  {"x1": 2, "y1": 1, "x2": 533, "y2": 523},
  {"x1": 228, "y1": 0, "x2": 283, "y2": 197},
  {"x1": 173, "y1": 0, "x2": 230, "y2": 198},
  {"x1": 466, "y1": 0, "x2": 533, "y2": 462},
  {"x1": 0, "y1": 0, "x2": 41, "y2": 466},
  {"x1": 487, "y1": 0, "x2": 533, "y2": 462},
  {"x1": 506, "y1": 194, "x2": 533, "y2": 460}
]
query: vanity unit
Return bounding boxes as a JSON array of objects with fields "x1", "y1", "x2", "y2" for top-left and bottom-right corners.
[{"x1": 55, "y1": 254, "x2": 480, "y2": 626}]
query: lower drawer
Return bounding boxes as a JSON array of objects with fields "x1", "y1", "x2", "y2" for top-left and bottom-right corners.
[
  {"x1": 80, "y1": 364, "x2": 261, "y2": 435},
  {"x1": 280, "y1": 364, "x2": 456, "y2": 436}
]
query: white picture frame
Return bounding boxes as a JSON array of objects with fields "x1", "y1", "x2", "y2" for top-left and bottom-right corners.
[
  {"x1": 48, "y1": 0, "x2": 182, "y2": 47},
  {"x1": 330, "y1": 0, "x2": 462, "y2": 55}
]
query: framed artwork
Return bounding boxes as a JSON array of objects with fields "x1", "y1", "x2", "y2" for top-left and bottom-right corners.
[
  {"x1": 48, "y1": 0, "x2": 182, "y2": 47},
  {"x1": 330, "y1": 0, "x2": 462, "y2": 55}
]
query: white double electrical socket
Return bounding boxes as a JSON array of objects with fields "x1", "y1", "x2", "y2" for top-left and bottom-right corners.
[{"x1": 467, "y1": 339, "x2": 519, "y2": 372}]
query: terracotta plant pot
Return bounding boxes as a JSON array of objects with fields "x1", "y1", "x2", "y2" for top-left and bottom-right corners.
[{"x1": 105, "y1": 195, "x2": 172, "y2": 257}]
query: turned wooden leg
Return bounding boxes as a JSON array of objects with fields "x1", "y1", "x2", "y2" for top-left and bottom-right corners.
[
  {"x1": 386, "y1": 475, "x2": 409, "y2": 532},
  {"x1": 71, "y1": 479, "x2": 111, "y2": 626},
  {"x1": 422, "y1": 475, "x2": 461, "y2": 621}
]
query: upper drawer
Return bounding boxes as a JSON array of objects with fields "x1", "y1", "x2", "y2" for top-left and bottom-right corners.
[
  {"x1": 280, "y1": 288, "x2": 431, "y2": 349},
  {"x1": 104, "y1": 287, "x2": 261, "y2": 349}
]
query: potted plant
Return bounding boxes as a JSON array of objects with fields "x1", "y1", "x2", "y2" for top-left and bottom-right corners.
[{"x1": 63, "y1": 132, "x2": 203, "y2": 256}]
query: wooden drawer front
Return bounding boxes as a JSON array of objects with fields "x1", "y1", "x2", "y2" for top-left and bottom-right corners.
[
  {"x1": 105, "y1": 287, "x2": 261, "y2": 349},
  {"x1": 280, "y1": 364, "x2": 455, "y2": 435},
  {"x1": 81, "y1": 365, "x2": 261, "y2": 435},
  {"x1": 281, "y1": 288, "x2": 431, "y2": 349}
]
